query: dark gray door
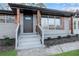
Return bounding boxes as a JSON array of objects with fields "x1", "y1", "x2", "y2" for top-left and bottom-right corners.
[{"x1": 23, "y1": 15, "x2": 33, "y2": 33}]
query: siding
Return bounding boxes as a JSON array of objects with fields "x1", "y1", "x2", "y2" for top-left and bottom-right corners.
[
  {"x1": 73, "y1": 17, "x2": 79, "y2": 34},
  {"x1": 0, "y1": 23, "x2": 16, "y2": 39},
  {"x1": 43, "y1": 17, "x2": 71, "y2": 39}
]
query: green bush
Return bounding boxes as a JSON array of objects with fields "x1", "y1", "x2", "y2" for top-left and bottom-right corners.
[
  {"x1": 75, "y1": 34, "x2": 79, "y2": 37},
  {"x1": 66, "y1": 35, "x2": 71, "y2": 38},
  {"x1": 47, "y1": 37, "x2": 51, "y2": 40},
  {"x1": 57, "y1": 36, "x2": 62, "y2": 39},
  {"x1": 4, "y1": 37, "x2": 14, "y2": 46}
]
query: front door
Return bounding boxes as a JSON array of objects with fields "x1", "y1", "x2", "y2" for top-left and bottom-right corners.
[{"x1": 23, "y1": 15, "x2": 33, "y2": 33}]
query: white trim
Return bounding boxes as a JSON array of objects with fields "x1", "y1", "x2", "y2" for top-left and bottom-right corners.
[
  {"x1": 33, "y1": 14, "x2": 36, "y2": 33},
  {"x1": 15, "y1": 23, "x2": 20, "y2": 49},
  {"x1": 73, "y1": 17, "x2": 79, "y2": 34},
  {"x1": 20, "y1": 13, "x2": 23, "y2": 34}
]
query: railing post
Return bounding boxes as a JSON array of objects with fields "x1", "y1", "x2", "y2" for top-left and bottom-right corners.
[
  {"x1": 42, "y1": 32, "x2": 45, "y2": 47},
  {"x1": 15, "y1": 30, "x2": 17, "y2": 49},
  {"x1": 16, "y1": 8, "x2": 20, "y2": 24},
  {"x1": 38, "y1": 24, "x2": 45, "y2": 47}
]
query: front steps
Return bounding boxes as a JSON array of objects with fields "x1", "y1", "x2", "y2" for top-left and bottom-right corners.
[{"x1": 17, "y1": 34, "x2": 43, "y2": 49}]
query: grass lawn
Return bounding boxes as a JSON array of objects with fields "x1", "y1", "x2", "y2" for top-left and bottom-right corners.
[
  {"x1": 0, "y1": 50, "x2": 17, "y2": 56},
  {"x1": 50, "y1": 50, "x2": 79, "y2": 56}
]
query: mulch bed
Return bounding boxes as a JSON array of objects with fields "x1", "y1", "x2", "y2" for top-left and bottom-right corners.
[
  {"x1": 0, "y1": 39, "x2": 15, "y2": 51},
  {"x1": 44, "y1": 35, "x2": 79, "y2": 47}
]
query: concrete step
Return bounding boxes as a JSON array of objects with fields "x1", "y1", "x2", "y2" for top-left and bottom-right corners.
[
  {"x1": 17, "y1": 44, "x2": 42, "y2": 49},
  {"x1": 19, "y1": 38, "x2": 40, "y2": 43},
  {"x1": 19, "y1": 41, "x2": 41, "y2": 46},
  {"x1": 17, "y1": 34, "x2": 42, "y2": 49},
  {"x1": 20, "y1": 36, "x2": 40, "y2": 39},
  {"x1": 20, "y1": 34, "x2": 40, "y2": 38}
]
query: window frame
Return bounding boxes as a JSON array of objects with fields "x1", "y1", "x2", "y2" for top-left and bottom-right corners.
[
  {"x1": 41, "y1": 15, "x2": 63, "y2": 30},
  {"x1": 5, "y1": 15, "x2": 15, "y2": 23},
  {"x1": 0, "y1": 15, "x2": 6, "y2": 23},
  {"x1": 48, "y1": 16, "x2": 62, "y2": 30},
  {"x1": 0, "y1": 15, "x2": 15, "y2": 24}
]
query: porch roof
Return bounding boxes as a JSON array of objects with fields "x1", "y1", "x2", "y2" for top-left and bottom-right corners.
[
  {"x1": 0, "y1": 10, "x2": 14, "y2": 15},
  {"x1": 9, "y1": 3, "x2": 75, "y2": 17}
]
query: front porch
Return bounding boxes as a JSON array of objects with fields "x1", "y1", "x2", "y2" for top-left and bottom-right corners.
[
  {"x1": 15, "y1": 9, "x2": 45, "y2": 49},
  {"x1": 16, "y1": 10, "x2": 73, "y2": 49},
  {"x1": 9, "y1": 4, "x2": 74, "y2": 49}
]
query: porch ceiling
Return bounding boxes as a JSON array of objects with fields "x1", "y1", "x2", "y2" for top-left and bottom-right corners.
[{"x1": 9, "y1": 3, "x2": 75, "y2": 17}]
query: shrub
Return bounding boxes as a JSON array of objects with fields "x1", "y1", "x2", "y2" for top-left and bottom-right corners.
[
  {"x1": 47, "y1": 37, "x2": 51, "y2": 40},
  {"x1": 66, "y1": 35, "x2": 71, "y2": 38},
  {"x1": 57, "y1": 36, "x2": 62, "y2": 39},
  {"x1": 75, "y1": 34, "x2": 79, "y2": 37},
  {"x1": 4, "y1": 37, "x2": 13, "y2": 46}
]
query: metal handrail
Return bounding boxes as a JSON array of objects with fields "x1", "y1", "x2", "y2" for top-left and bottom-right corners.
[
  {"x1": 38, "y1": 24, "x2": 44, "y2": 45},
  {"x1": 15, "y1": 23, "x2": 20, "y2": 49}
]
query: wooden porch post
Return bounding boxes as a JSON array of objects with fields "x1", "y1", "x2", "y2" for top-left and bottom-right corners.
[
  {"x1": 37, "y1": 10, "x2": 41, "y2": 25},
  {"x1": 61, "y1": 17, "x2": 64, "y2": 30},
  {"x1": 36, "y1": 10, "x2": 41, "y2": 32},
  {"x1": 16, "y1": 8, "x2": 20, "y2": 24},
  {"x1": 36, "y1": 10, "x2": 44, "y2": 46},
  {"x1": 71, "y1": 16, "x2": 73, "y2": 34}
]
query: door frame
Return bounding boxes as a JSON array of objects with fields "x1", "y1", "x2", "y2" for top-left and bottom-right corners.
[
  {"x1": 21, "y1": 14, "x2": 36, "y2": 34},
  {"x1": 23, "y1": 15, "x2": 33, "y2": 33}
]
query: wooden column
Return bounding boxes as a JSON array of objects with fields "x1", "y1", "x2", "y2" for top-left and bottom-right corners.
[
  {"x1": 61, "y1": 17, "x2": 64, "y2": 30},
  {"x1": 37, "y1": 10, "x2": 41, "y2": 25},
  {"x1": 36, "y1": 10, "x2": 41, "y2": 32},
  {"x1": 16, "y1": 8, "x2": 20, "y2": 24},
  {"x1": 71, "y1": 16, "x2": 73, "y2": 34}
]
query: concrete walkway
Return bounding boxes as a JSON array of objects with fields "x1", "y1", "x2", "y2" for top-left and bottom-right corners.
[{"x1": 17, "y1": 41, "x2": 79, "y2": 56}]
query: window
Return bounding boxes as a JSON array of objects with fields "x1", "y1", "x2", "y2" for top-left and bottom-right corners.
[
  {"x1": 48, "y1": 16, "x2": 61, "y2": 30},
  {"x1": 0, "y1": 19, "x2": 5, "y2": 23},
  {"x1": 55, "y1": 19, "x2": 61, "y2": 26},
  {"x1": 41, "y1": 15, "x2": 62, "y2": 30},
  {"x1": 55, "y1": 19, "x2": 61, "y2": 29},
  {"x1": 48, "y1": 18, "x2": 54, "y2": 25},
  {"x1": 41, "y1": 18, "x2": 49, "y2": 29},
  {"x1": 41, "y1": 15, "x2": 49, "y2": 28},
  {"x1": 0, "y1": 15, "x2": 15, "y2": 23},
  {"x1": 48, "y1": 18, "x2": 55, "y2": 29},
  {"x1": 0, "y1": 15, "x2": 5, "y2": 23},
  {"x1": 6, "y1": 15, "x2": 15, "y2": 23}
]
